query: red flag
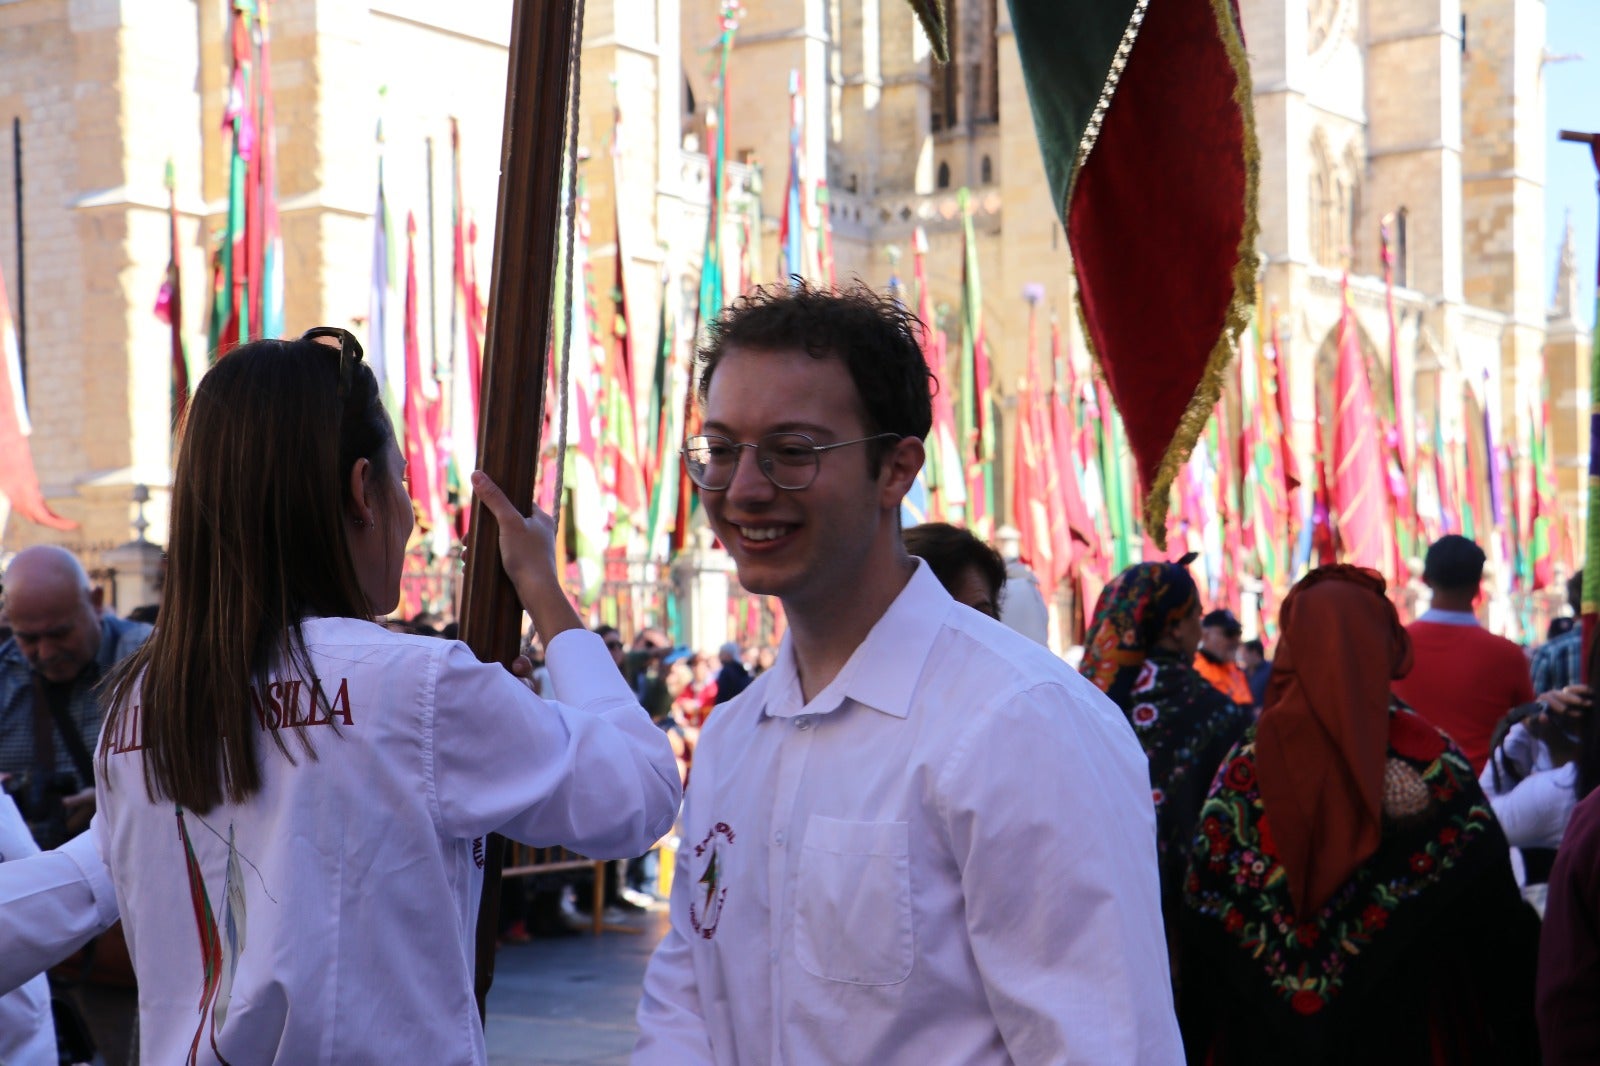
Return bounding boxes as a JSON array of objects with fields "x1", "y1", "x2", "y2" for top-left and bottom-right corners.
[
  {"x1": 1012, "y1": 0, "x2": 1258, "y2": 544},
  {"x1": 403, "y1": 212, "x2": 445, "y2": 533},
  {"x1": 157, "y1": 161, "x2": 190, "y2": 431},
  {"x1": 1311, "y1": 397, "x2": 1338, "y2": 568},
  {"x1": 0, "y1": 264, "x2": 75, "y2": 530},
  {"x1": 1267, "y1": 307, "x2": 1301, "y2": 495},
  {"x1": 1049, "y1": 315, "x2": 1098, "y2": 553},
  {"x1": 1331, "y1": 277, "x2": 1390, "y2": 572}
]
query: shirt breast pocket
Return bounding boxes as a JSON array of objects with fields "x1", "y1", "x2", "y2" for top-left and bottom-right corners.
[{"x1": 793, "y1": 815, "x2": 913, "y2": 986}]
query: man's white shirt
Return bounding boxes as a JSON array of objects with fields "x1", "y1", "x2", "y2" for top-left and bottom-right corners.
[{"x1": 635, "y1": 561, "x2": 1183, "y2": 1064}]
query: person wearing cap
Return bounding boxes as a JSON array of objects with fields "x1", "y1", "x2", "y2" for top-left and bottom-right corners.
[
  {"x1": 1193, "y1": 609, "x2": 1253, "y2": 711},
  {"x1": 1391, "y1": 535, "x2": 1536, "y2": 773}
]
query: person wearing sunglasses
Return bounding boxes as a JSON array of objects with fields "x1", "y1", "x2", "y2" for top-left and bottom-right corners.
[
  {"x1": 634, "y1": 283, "x2": 1179, "y2": 1063},
  {"x1": 0, "y1": 330, "x2": 679, "y2": 1063}
]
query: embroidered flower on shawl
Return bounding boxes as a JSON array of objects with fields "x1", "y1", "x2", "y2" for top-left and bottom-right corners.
[
  {"x1": 1132, "y1": 703, "x2": 1159, "y2": 727},
  {"x1": 1183, "y1": 704, "x2": 1493, "y2": 1015},
  {"x1": 1132, "y1": 661, "x2": 1159, "y2": 695}
]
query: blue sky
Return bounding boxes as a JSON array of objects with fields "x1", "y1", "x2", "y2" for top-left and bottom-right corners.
[{"x1": 1545, "y1": 0, "x2": 1598, "y2": 329}]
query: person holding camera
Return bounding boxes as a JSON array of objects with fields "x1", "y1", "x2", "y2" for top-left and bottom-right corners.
[{"x1": 0, "y1": 544, "x2": 149, "y2": 1063}]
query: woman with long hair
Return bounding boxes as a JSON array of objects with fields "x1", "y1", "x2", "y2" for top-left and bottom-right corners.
[
  {"x1": 1180, "y1": 566, "x2": 1537, "y2": 1064},
  {"x1": 86, "y1": 330, "x2": 678, "y2": 1062}
]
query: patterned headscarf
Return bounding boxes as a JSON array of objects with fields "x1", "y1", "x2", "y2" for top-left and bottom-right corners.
[{"x1": 1080, "y1": 561, "x2": 1201, "y2": 703}]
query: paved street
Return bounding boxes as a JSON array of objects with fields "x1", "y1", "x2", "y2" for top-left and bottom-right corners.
[{"x1": 485, "y1": 909, "x2": 670, "y2": 1065}]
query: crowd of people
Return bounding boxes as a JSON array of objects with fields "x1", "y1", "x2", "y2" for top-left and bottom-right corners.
[{"x1": 1, "y1": 284, "x2": 1600, "y2": 1063}]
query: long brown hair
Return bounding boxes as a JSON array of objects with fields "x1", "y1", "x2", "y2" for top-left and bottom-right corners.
[{"x1": 101, "y1": 336, "x2": 392, "y2": 812}]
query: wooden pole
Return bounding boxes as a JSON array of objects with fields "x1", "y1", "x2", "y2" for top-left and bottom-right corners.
[
  {"x1": 12, "y1": 117, "x2": 25, "y2": 388},
  {"x1": 463, "y1": 0, "x2": 579, "y2": 1022}
]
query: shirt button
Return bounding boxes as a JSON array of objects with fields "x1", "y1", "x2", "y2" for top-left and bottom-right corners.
[
  {"x1": 774, "y1": 831, "x2": 785, "y2": 846},
  {"x1": 769, "y1": 949, "x2": 780, "y2": 963},
  {"x1": 795, "y1": 716, "x2": 811, "y2": 731}
]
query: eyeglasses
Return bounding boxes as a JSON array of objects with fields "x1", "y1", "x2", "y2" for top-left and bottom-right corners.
[
  {"x1": 681, "y1": 432, "x2": 902, "y2": 492},
  {"x1": 300, "y1": 326, "x2": 366, "y2": 400}
]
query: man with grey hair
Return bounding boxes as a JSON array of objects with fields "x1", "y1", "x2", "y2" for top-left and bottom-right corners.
[
  {"x1": 713, "y1": 640, "x2": 752, "y2": 704},
  {"x1": 0, "y1": 544, "x2": 149, "y2": 1064}
]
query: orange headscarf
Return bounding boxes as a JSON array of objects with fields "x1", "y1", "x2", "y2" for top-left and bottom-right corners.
[{"x1": 1255, "y1": 566, "x2": 1413, "y2": 917}]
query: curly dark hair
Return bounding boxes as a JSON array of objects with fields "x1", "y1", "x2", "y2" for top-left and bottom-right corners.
[{"x1": 696, "y1": 281, "x2": 934, "y2": 472}]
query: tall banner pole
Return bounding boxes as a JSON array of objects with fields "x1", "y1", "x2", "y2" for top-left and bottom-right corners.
[{"x1": 463, "y1": 0, "x2": 581, "y2": 1022}]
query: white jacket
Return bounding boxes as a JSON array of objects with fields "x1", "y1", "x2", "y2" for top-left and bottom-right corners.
[
  {"x1": 93, "y1": 619, "x2": 678, "y2": 1064},
  {"x1": 0, "y1": 794, "x2": 57, "y2": 1064}
]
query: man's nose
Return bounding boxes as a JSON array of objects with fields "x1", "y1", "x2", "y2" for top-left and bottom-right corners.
[{"x1": 724, "y1": 446, "x2": 777, "y2": 505}]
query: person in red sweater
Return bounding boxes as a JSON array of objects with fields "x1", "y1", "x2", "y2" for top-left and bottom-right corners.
[{"x1": 1391, "y1": 535, "x2": 1535, "y2": 773}]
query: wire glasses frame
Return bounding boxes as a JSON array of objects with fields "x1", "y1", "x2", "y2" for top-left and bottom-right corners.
[
  {"x1": 681, "y1": 432, "x2": 902, "y2": 492},
  {"x1": 300, "y1": 326, "x2": 366, "y2": 400}
]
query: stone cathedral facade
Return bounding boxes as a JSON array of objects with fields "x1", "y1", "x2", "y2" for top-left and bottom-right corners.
[{"x1": 0, "y1": 0, "x2": 1586, "y2": 590}]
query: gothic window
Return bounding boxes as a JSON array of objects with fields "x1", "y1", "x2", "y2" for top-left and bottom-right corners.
[
  {"x1": 1309, "y1": 132, "x2": 1358, "y2": 269},
  {"x1": 928, "y1": 0, "x2": 999, "y2": 132},
  {"x1": 980, "y1": 155, "x2": 992, "y2": 185},
  {"x1": 937, "y1": 161, "x2": 951, "y2": 189},
  {"x1": 1395, "y1": 207, "x2": 1409, "y2": 287}
]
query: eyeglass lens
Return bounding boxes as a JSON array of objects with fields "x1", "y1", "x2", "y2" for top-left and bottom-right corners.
[{"x1": 684, "y1": 434, "x2": 820, "y2": 491}]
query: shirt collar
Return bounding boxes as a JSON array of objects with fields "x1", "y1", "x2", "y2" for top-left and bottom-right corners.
[
  {"x1": 761, "y1": 559, "x2": 951, "y2": 721},
  {"x1": 1418, "y1": 607, "x2": 1481, "y2": 628}
]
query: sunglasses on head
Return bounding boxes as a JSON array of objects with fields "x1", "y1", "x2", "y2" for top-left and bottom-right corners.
[{"x1": 300, "y1": 327, "x2": 366, "y2": 400}]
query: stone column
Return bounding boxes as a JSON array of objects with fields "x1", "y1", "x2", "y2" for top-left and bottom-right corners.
[{"x1": 671, "y1": 526, "x2": 734, "y2": 651}]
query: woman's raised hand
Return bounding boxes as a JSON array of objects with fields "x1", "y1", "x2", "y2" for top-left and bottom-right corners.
[{"x1": 470, "y1": 470, "x2": 582, "y2": 643}]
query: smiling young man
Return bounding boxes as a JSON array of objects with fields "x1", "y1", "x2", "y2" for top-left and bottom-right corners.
[{"x1": 634, "y1": 284, "x2": 1181, "y2": 1064}]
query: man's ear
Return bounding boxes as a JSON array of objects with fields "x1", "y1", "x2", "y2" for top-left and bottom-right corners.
[{"x1": 879, "y1": 436, "x2": 926, "y2": 510}]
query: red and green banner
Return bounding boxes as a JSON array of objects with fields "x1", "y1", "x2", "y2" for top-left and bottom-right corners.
[
  {"x1": 209, "y1": 0, "x2": 283, "y2": 353},
  {"x1": 1006, "y1": 0, "x2": 1257, "y2": 544},
  {"x1": 957, "y1": 188, "x2": 996, "y2": 538}
]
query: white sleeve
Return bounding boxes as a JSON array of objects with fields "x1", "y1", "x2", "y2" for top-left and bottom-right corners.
[
  {"x1": 430, "y1": 630, "x2": 681, "y2": 859},
  {"x1": 938, "y1": 680, "x2": 1184, "y2": 1065},
  {"x1": 1488, "y1": 767, "x2": 1578, "y2": 850},
  {"x1": 1481, "y1": 722, "x2": 1543, "y2": 798},
  {"x1": 633, "y1": 835, "x2": 716, "y2": 1064},
  {"x1": 0, "y1": 812, "x2": 120, "y2": 995}
]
